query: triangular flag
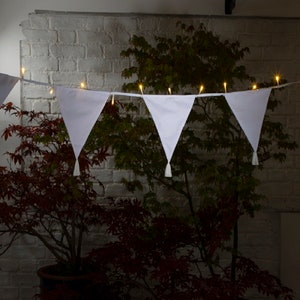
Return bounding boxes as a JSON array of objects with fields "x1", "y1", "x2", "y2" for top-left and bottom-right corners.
[
  {"x1": 143, "y1": 94, "x2": 195, "y2": 177},
  {"x1": 55, "y1": 86, "x2": 110, "y2": 175},
  {"x1": 0, "y1": 73, "x2": 19, "y2": 105},
  {"x1": 224, "y1": 88, "x2": 272, "y2": 165}
]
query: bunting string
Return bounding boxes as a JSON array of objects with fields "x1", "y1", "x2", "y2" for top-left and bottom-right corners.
[{"x1": 1, "y1": 72, "x2": 300, "y2": 177}]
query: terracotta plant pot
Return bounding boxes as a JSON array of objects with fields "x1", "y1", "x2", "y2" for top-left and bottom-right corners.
[{"x1": 37, "y1": 264, "x2": 113, "y2": 300}]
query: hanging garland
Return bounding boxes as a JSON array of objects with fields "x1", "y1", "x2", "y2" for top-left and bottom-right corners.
[{"x1": 0, "y1": 72, "x2": 298, "y2": 177}]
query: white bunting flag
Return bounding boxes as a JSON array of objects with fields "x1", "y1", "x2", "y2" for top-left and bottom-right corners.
[
  {"x1": 55, "y1": 86, "x2": 110, "y2": 175},
  {"x1": 143, "y1": 95, "x2": 195, "y2": 177},
  {"x1": 0, "y1": 73, "x2": 19, "y2": 105},
  {"x1": 224, "y1": 88, "x2": 272, "y2": 165}
]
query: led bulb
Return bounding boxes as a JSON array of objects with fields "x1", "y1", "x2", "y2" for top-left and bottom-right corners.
[
  {"x1": 199, "y1": 85, "x2": 204, "y2": 94},
  {"x1": 223, "y1": 82, "x2": 227, "y2": 93},
  {"x1": 138, "y1": 83, "x2": 143, "y2": 94},
  {"x1": 111, "y1": 94, "x2": 115, "y2": 106},
  {"x1": 21, "y1": 67, "x2": 26, "y2": 77}
]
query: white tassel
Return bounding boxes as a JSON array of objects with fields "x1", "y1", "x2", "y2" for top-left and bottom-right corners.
[
  {"x1": 252, "y1": 151, "x2": 259, "y2": 166},
  {"x1": 73, "y1": 159, "x2": 80, "y2": 176},
  {"x1": 165, "y1": 162, "x2": 172, "y2": 177}
]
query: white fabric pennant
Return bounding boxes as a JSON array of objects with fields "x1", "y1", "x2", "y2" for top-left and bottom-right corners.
[
  {"x1": 143, "y1": 94, "x2": 195, "y2": 177},
  {"x1": 224, "y1": 88, "x2": 272, "y2": 165},
  {"x1": 55, "y1": 86, "x2": 110, "y2": 175},
  {"x1": 0, "y1": 73, "x2": 19, "y2": 105}
]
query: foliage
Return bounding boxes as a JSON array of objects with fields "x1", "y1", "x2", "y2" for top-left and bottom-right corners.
[
  {"x1": 90, "y1": 21, "x2": 297, "y2": 299},
  {"x1": 0, "y1": 102, "x2": 109, "y2": 274},
  {"x1": 90, "y1": 199, "x2": 293, "y2": 300},
  {"x1": 0, "y1": 20, "x2": 297, "y2": 300}
]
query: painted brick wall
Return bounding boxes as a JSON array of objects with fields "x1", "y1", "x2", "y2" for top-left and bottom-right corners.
[{"x1": 0, "y1": 11, "x2": 299, "y2": 299}]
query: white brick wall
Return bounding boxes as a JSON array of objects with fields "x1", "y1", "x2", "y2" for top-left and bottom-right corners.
[{"x1": 0, "y1": 11, "x2": 299, "y2": 299}]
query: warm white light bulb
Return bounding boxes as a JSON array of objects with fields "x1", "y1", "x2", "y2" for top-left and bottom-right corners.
[
  {"x1": 80, "y1": 82, "x2": 86, "y2": 89},
  {"x1": 223, "y1": 82, "x2": 227, "y2": 93},
  {"x1": 199, "y1": 85, "x2": 204, "y2": 94},
  {"x1": 21, "y1": 67, "x2": 26, "y2": 77},
  {"x1": 138, "y1": 83, "x2": 143, "y2": 94},
  {"x1": 111, "y1": 94, "x2": 115, "y2": 106}
]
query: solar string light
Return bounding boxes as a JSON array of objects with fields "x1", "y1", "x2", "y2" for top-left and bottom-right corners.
[{"x1": 0, "y1": 69, "x2": 297, "y2": 177}]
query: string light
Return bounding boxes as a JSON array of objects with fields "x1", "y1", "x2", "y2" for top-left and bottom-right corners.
[
  {"x1": 199, "y1": 84, "x2": 204, "y2": 94},
  {"x1": 223, "y1": 82, "x2": 227, "y2": 93},
  {"x1": 168, "y1": 87, "x2": 172, "y2": 95},
  {"x1": 252, "y1": 84, "x2": 257, "y2": 90},
  {"x1": 80, "y1": 82, "x2": 86, "y2": 89},
  {"x1": 275, "y1": 74, "x2": 280, "y2": 85},
  {"x1": 49, "y1": 87, "x2": 54, "y2": 95}
]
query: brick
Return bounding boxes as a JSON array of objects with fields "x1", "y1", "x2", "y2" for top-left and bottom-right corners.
[
  {"x1": 239, "y1": 33, "x2": 272, "y2": 47},
  {"x1": 103, "y1": 44, "x2": 127, "y2": 59},
  {"x1": 113, "y1": 169, "x2": 132, "y2": 182},
  {"x1": 86, "y1": 44, "x2": 103, "y2": 58},
  {"x1": 6, "y1": 245, "x2": 46, "y2": 260},
  {"x1": 22, "y1": 84, "x2": 50, "y2": 99},
  {"x1": 110, "y1": 31, "x2": 131, "y2": 45},
  {"x1": 263, "y1": 46, "x2": 295, "y2": 61},
  {"x1": 86, "y1": 16, "x2": 104, "y2": 31},
  {"x1": 113, "y1": 58, "x2": 129, "y2": 73},
  {"x1": 78, "y1": 58, "x2": 112, "y2": 73},
  {"x1": 29, "y1": 14, "x2": 49, "y2": 30},
  {"x1": 22, "y1": 29, "x2": 57, "y2": 42},
  {"x1": 58, "y1": 30, "x2": 76, "y2": 43},
  {"x1": 92, "y1": 169, "x2": 113, "y2": 183},
  {"x1": 77, "y1": 31, "x2": 112, "y2": 45},
  {"x1": 0, "y1": 260, "x2": 19, "y2": 272},
  {"x1": 50, "y1": 15, "x2": 87, "y2": 30},
  {"x1": 20, "y1": 41, "x2": 31, "y2": 56},
  {"x1": 19, "y1": 260, "x2": 37, "y2": 272},
  {"x1": 104, "y1": 17, "x2": 138, "y2": 34},
  {"x1": 105, "y1": 183, "x2": 130, "y2": 197},
  {"x1": 50, "y1": 99, "x2": 60, "y2": 114},
  {"x1": 86, "y1": 72, "x2": 105, "y2": 89},
  {"x1": 137, "y1": 17, "x2": 158, "y2": 31},
  {"x1": 58, "y1": 58, "x2": 77, "y2": 72},
  {"x1": 12, "y1": 272, "x2": 39, "y2": 286},
  {"x1": 31, "y1": 72, "x2": 50, "y2": 83},
  {"x1": 19, "y1": 287, "x2": 39, "y2": 300},
  {"x1": 52, "y1": 72, "x2": 86, "y2": 86},
  {"x1": 210, "y1": 18, "x2": 246, "y2": 35},
  {"x1": 32, "y1": 100, "x2": 50, "y2": 113},
  {"x1": 21, "y1": 56, "x2": 58, "y2": 72},
  {"x1": 50, "y1": 44, "x2": 85, "y2": 58},
  {"x1": 104, "y1": 72, "x2": 123, "y2": 89},
  {"x1": 0, "y1": 288, "x2": 19, "y2": 300}
]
